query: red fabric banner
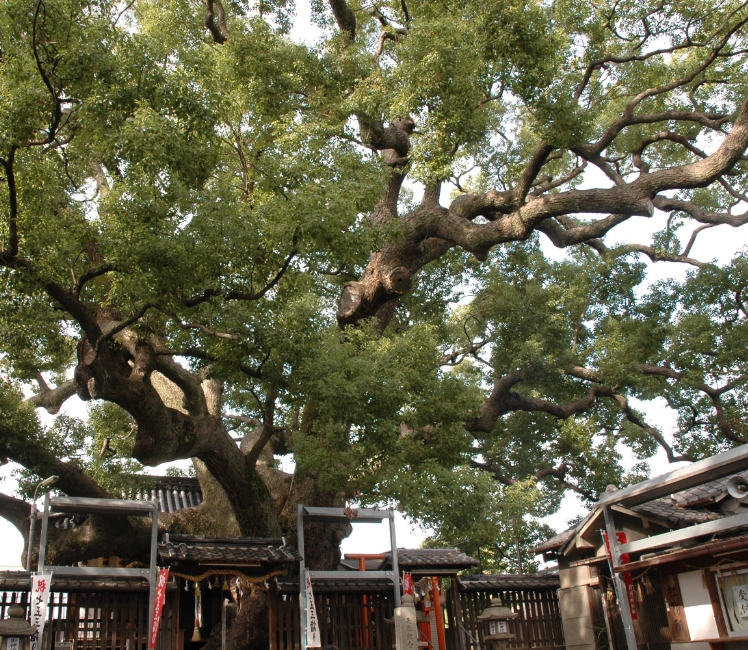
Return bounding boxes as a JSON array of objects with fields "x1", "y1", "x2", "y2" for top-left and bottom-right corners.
[
  {"x1": 403, "y1": 572, "x2": 414, "y2": 596},
  {"x1": 603, "y1": 532, "x2": 637, "y2": 620},
  {"x1": 149, "y1": 568, "x2": 170, "y2": 649}
]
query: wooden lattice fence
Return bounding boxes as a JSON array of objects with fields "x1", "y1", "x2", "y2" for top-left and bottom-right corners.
[
  {"x1": 269, "y1": 576, "x2": 564, "y2": 650},
  {"x1": 455, "y1": 586, "x2": 565, "y2": 650},
  {"x1": 0, "y1": 588, "x2": 178, "y2": 650},
  {"x1": 269, "y1": 590, "x2": 396, "y2": 650}
]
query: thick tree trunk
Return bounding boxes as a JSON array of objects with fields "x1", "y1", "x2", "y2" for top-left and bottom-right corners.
[
  {"x1": 279, "y1": 470, "x2": 351, "y2": 570},
  {"x1": 35, "y1": 515, "x2": 153, "y2": 567}
]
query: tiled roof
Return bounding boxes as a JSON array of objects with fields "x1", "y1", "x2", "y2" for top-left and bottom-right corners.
[
  {"x1": 275, "y1": 576, "x2": 395, "y2": 594},
  {"x1": 158, "y1": 534, "x2": 301, "y2": 565},
  {"x1": 458, "y1": 574, "x2": 560, "y2": 591},
  {"x1": 631, "y1": 498, "x2": 724, "y2": 527},
  {"x1": 670, "y1": 470, "x2": 748, "y2": 508},
  {"x1": 533, "y1": 527, "x2": 576, "y2": 554},
  {"x1": 0, "y1": 571, "x2": 176, "y2": 592},
  {"x1": 379, "y1": 548, "x2": 479, "y2": 572},
  {"x1": 534, "y1": 471, "x2": 748, "y2": 558},
  {"x1": 132, "y1": 476, "x2": 203, "y2": 513}
]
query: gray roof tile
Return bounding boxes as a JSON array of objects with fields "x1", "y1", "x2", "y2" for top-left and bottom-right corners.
[
  {"x1": 275, "y1": 576, "x2": 395, "y2": 594},
  {"x1": 670, "y1": 470, "x2": 748, "y2": 507},
  {"x1": 379, "y1": 548, "x2": 479, "y2": 571},
  {"x1": 533, "y1": 527, "x2": 576, "y2": 554},
  {"x1": 631, "y1": 499, "x2": 724, "y2": 527},
  {"x1": 458, "y1": 574, "x2": 560, "y2": 591},
  {"x1": 158, "y1": 534, "x2": 301, "y2": 565}
]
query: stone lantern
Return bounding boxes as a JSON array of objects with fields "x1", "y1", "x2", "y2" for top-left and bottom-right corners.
[
  {"x1": 477, "y1": 598, "x2": 518, "y2": 650},
  {"x1": 0, "y1": 604, "x2": 36, "y2": 650}
]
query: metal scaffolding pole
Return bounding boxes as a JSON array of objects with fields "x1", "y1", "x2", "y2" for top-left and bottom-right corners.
[{"x1": 602, "y1": 506, "x2": 638, "y2": 650}]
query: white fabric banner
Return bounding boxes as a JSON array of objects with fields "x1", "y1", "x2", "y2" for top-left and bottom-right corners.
[
  {"x1": 30, "y1": 573, "x2": 53, "y2": 650},
  {"x1": 304, "y1": 569, "x2": 321, "y2": 648}
]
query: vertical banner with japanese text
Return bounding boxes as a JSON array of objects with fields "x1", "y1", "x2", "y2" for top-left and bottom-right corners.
[
  {"x1": 30, "y1": 573, "x2": 53, "y2": 650},
  {"x1": 304, "y1": 569, "x2": 321, "y2": 648},
  {"x1": 149, "y1": 568, "x2": 171, "y2": 649}
]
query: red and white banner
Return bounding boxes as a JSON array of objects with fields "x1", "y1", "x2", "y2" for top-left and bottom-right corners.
[
  {"x1": 603, "y1": 532, "x2": 637, "y2": 620},
  {"x1": 30, "y1": 573, "x2": 53, "y2": 650},
  {"x1": 149, "y1": 569, "x2": 170, "y2": 649},
  {"x1": 402, "y1": 572, "x2": 414, "y2": 596}
]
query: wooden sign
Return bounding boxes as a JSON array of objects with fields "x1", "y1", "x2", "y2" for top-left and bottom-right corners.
[{"x1": 661, "y1": 573, "x2": 690, "y2": 642}]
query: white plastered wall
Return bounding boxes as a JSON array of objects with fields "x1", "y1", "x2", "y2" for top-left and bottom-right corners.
[{"x1": 677, "y1": 570, "x2": 719, "y2": 641}]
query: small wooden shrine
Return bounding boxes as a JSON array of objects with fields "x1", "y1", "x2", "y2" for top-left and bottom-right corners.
[
  {"x1": 158, "y1": 534, "x2": 301, "y2": 649},
  {"x1": 534, "y1": 442, "x2": 748, "y2": 650}
]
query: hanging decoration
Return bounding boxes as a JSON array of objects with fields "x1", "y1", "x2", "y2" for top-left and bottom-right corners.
[
  {"x1": 170, "y1": 568, "x2": 285, "y2": 592},
  {"x1": 192, "y1": 582, "x2": 203, "y2": 643}
]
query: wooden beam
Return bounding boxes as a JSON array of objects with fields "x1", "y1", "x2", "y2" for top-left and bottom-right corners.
[
  {"x1": 614, "y1": 532, "x2": 748, "y2": 572},
  {"x1": 618, "y1": 510, "x2": 748, "y2": 555}
]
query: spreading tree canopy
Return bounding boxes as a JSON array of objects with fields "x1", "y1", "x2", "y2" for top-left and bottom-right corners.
[{"x1": 2, "y1": 0, "x2": 748, "y2": 634}]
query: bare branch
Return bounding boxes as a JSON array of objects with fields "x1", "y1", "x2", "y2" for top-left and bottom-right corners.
[
  {"x1": 683, "y1": 223, "x2": 717, "y2": 256},
  {"x1": 530, "y1": 160, "x2": 588, "y2": 196},
  {"x1": 328, "y1": 0, "x2": 356, "y2": 38},
  {"x1": 223, "y1": 414, "x2": 263, "y2": 427},
  {"x1": 184, "y1": 233, "x2": 298, "y2": 307},
  {"x1": 204, "y1": 0, "x2": 228, "y2": 43},
  {"x1": 608, "y1": 243, "x2": 704, "y2": 267},
  {"x1": 0, "y1": 147, "x2": 19, "y2": 260},
  {"x1": 612, "y1": 393, "x2": 693, "y2": 462},
  {"x1": 28, "y1": 375, "x2": 77, "y2": 414},
  {"x1": 73, "y1": 263, "x2": 117, "y2": 298},
  {"x1": 30, "y1": 0, "x2": 63, "y2": 147},
  {"x1": 442, "y1": 339, "x2": 489, "y2": 366},
  {"x1": 654, "y1": 196, "x2": 748, "y2": 227},
  {"x1": 245, "y1": 387, "x2": 278, "y2": 469},
  {"x1": 0, "y1": 493, "x2": 31, "y2": 539},
  {"x1": 470, "y1": 459, "x2": 593, "y2": 499}
]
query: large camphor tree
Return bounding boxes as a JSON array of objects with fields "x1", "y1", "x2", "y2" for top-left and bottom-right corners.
[{"x1": 3, "y1": 0, "x2": 748, "y2": 643}]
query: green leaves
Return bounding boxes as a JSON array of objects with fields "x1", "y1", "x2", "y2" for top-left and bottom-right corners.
[{"x1": 3, "y1": 0, "x2": 748, "y2": 557}]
